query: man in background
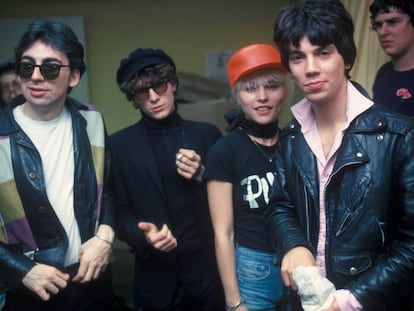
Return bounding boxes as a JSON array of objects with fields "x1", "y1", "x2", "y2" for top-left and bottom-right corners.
[
  {"x1": 370, "y1": 0, "x2": 414, "y2": 117},
  {"x1": 0, "y1": 60, "x2": 22, "y2": 109}
]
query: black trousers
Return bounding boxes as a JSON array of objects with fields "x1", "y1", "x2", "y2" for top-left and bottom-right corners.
[
  {"x1": 4, "y1": 266, "x2": 113, "y2": 311},
  {"x1": 142, "y1": 249, "x2": 225, "y2": 311},
  {"x1": 161, "y1": 270, "x2": 224, "y2": 311},
  {"x1": 142, "y1": 275, "x2": 224, "y2": 311}
]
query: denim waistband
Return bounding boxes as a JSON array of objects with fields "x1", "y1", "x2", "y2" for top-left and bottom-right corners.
[{"x1": 236, "y1": 244, "x2": 278, "y2": 265}]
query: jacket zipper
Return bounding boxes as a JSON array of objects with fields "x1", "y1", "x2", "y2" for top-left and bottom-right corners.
[{"x1": 327, "y1": 160, "x2": 364, "y2": 237}]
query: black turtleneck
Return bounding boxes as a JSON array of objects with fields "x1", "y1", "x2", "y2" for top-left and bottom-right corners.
[{"x1": 142, "y1": 109, "x2": 201, "y2": 254}]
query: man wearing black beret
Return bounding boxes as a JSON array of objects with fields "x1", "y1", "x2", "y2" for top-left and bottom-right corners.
[{"x1": 110, "y1": 48, "x2": 225, "y2": 310}]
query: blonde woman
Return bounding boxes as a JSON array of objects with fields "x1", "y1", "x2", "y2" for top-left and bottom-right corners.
[{"x1": 204, "y1": 44, "x2": 290, "y2": 311}]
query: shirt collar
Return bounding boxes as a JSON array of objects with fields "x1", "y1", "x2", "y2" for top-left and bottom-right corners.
[{"x1": 291, "y1": 80, "x2": 374, "y2": 133}]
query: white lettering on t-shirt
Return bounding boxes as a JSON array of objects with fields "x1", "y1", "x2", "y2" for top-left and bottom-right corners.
[{"x1": 241, "y1": 172, "x2": 275, "y2": 209}]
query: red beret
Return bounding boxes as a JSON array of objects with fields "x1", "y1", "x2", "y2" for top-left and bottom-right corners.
[{"x1": 227, "y1": 44, "x2": 286, "y2": 87}]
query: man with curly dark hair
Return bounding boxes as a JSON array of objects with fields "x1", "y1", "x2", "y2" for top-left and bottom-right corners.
[{"x1": 370, "y1": 0, "x2": 414, "y2": 117}]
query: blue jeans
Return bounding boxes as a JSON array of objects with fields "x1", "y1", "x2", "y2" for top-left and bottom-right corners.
[{"x1": 236, "y1": 245, "x2": 283, "y2": 311}]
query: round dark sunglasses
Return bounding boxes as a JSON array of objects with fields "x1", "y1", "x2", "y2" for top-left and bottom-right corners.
[{"x1": 15, "y1": 61, "x2": 71, "y2": 80}]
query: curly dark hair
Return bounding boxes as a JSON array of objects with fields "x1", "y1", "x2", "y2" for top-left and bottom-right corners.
[{"x1": 369, "y1": 0, "x2": 414, "y2": 27}]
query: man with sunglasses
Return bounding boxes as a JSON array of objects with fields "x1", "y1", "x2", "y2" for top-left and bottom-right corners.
[
  {"x1": 110, "y1": 48, "x2": 225, "y2": 310},
  {"x1": 370, "y1": 0, "x2": 414, "y2": 117},
  {"x1": 0, "y1": 19, "x2": 115, "y2": 310}
]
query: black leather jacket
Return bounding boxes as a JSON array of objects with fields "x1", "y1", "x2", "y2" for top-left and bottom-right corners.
[
  {"x1": 0, "y1": 96, "x2": 114, "y2": 291},
  {"x1": 266, "y1": 104, "x2": 414, "y2": 311}
]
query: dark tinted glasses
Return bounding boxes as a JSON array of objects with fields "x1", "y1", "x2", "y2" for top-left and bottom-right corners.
[
  {"x1": 15, "y1": 61, "x2": 71, "y2": 80},
  {"x1": 131, "y1": 80, "x2": 169, "y2": 102}
]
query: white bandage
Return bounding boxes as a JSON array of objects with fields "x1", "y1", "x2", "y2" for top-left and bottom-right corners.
[{"x1": 292, "y1": 266, "x2": 336, "y2": 311}]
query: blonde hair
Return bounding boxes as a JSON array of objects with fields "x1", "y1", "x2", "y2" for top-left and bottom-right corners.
[{"x1": 233, "y1": 69, "x2": 292, "y2": 104}]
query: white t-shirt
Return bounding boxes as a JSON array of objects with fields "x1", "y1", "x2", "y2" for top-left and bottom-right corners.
[{"x1": 14, "y1": 105, "x2": 81, "y2": 267}]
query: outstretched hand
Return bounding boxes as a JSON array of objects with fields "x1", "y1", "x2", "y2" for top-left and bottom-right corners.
[{"x1": 138, "y1": 221, "x2": 177, "y2": 252}]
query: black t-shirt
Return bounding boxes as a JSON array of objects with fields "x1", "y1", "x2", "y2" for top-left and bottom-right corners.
[
  {"x1": 373, "y1": 62, "x2": 414, "y2": 118},
  {"x1": 204, "y1": 128, "x2": 277, "y2": 252}
]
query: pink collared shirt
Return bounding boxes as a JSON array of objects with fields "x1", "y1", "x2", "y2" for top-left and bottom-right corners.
[{"x1": 291, "y1": 81, "x2": 373, "y2": 311}]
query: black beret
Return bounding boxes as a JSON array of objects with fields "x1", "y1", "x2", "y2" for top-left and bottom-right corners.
[{"x1": 116, "y1": 48, "x2": 176, "y2": 85}]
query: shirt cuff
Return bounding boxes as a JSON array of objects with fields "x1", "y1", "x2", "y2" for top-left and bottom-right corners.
[{"x1": 334, "y1": 289, "x2": 363, "y2": 311}]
